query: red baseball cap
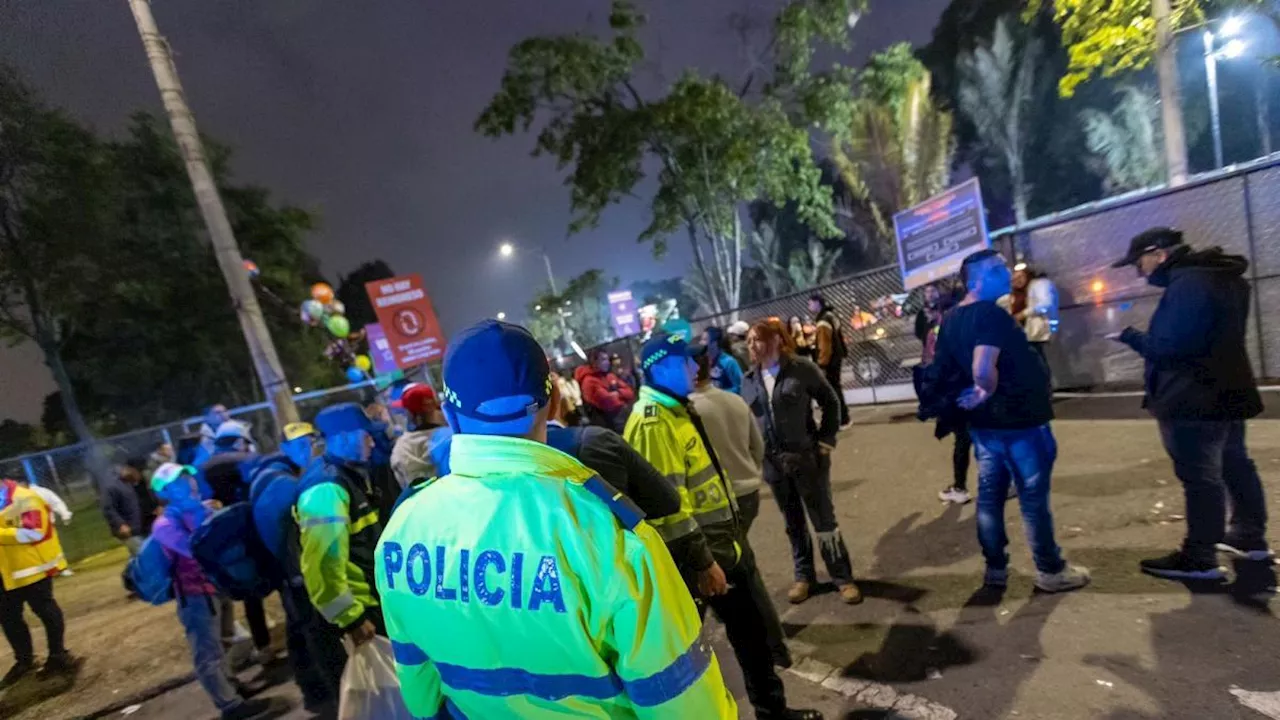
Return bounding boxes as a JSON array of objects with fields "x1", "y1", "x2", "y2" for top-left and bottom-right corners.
[{"x1": 395, "y1": 383, "x2": 438, "y2": 416}]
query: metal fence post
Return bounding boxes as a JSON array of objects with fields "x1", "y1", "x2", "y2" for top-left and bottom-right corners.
[
  {"x1": 1242, "y1": 174, "x2": 1268, "y2": 379},
  {"x1": 44, "y1": 454, "x2": 64, "y2": 494}
]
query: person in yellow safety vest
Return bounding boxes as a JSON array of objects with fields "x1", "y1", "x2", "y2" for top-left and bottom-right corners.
[
  {"x1": 297, "y1": 403, "x2": 385, "y2": 649},
  {"x1": 625, "y1": 333, "x2": 824, "y2": 720},
  {"x1": 376, "y1": 319, "x2": 737, "y2": 719},
  {"x1": 0, "y1": 478, "x2": 81, "y2": 687}
]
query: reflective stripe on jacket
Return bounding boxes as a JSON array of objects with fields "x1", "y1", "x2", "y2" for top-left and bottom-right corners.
[
  {"x1": 296, "y1": 458, "x2": 381, "y2": 629},
  {"x1": 0, "y1": 480, "x2": 67, "y2": 591},
  {"x1": 376, "y1": 434, "x2": 736, "y2": 719},
  {"x1": 623, "y1": 386, "x2": 740, "y2": 574}
]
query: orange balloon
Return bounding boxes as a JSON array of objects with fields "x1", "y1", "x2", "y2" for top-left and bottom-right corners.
[{"x1": 311, "y1": 282, "x2": 335, "y2": 305}]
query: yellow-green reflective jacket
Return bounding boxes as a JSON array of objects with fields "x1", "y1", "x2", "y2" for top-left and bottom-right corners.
[
  {"x1": 296, "y1": 458, "x2": 381, "y2": 630},
  {"x1": 375, "y1": 434, "x2": 737, "y2": 719},
  {"x1": 623, "y1": 386, "x2": 741, "y2": 574}
]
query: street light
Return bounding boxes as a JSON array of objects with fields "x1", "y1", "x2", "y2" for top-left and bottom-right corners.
[
  {"x1": 497, "y1": 240, "x2": 577, "y2": 354},
  {"x1": 1204, "y1": 18, "x2": 1248, "y2": 169},
  {"x1": 497, "y1": 311, "x2": 507, "y2": 321}
]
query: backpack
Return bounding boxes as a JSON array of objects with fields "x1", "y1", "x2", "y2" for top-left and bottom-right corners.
[
  {"x1": 190, "y1": 502, "x2": 281, "y2": 601},
  {"x1": 249, "y1": 460, "x2": 306, "y2": 556},
  {"x1": 819, "y1": 309, "x2": 848, "y2": 359},
  {"x1": 127, "y1": 536, "x2": 175, "y2": 606}
]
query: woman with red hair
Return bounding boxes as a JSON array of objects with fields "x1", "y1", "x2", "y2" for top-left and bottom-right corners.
[{"x1": 740, "y1": 319, "x2": 861, "y2": 605}]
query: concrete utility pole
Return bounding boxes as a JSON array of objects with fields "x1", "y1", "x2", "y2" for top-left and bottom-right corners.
[
  {"x1": 1153, "y1": 0, "x2": 1190, "y2": 186},
  {"x1": 126, "y1": 0, "x2": 300, "y2": 428}
]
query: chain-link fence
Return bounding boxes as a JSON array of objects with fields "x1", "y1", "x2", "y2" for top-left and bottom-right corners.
[
  {"x1": 0, "y1": 376, "x2": 431, "y2": 562},
  {"x1": 1004, "y1": 155, "x2": 1280, "y2": 389},
  {"x1": 578, "y1": 155, "x2": 1280, "y2": 403},
  {"x1": 575, "y1": 265, "x2": 927, "y2": 405},
  {"x1": 684, "y1": 265, "x2": 924, "y2": 404}
]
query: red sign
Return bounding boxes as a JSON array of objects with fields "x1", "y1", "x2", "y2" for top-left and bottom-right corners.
[{"x1": 364, "y1": 274, "x2": 446, "y2": 367}]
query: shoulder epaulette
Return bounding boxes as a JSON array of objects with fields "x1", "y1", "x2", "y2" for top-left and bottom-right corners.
[{"x1": 580, "y1": 475, "x2": 644, "y2": 531}]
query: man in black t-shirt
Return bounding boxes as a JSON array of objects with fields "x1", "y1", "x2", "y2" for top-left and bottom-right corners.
[{"x1": 933, "y1": 249, "x2": 1089, "y2": 594}]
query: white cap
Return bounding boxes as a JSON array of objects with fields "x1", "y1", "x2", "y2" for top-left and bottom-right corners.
[
  {"x1": 214, "y1": 420, "x2": 253, "y2": 443},
  {"x1": 728, "y1": 321, "x2": 750, "y2": 337}
]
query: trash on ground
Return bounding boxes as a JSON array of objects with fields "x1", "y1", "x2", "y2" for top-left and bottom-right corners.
[{"x1": 1096, "y1": 679, "x2": 1115, "y2": 688}]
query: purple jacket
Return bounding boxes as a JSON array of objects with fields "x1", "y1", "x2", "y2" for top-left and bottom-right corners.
[{"x1": 150, "y1": 512, "x2": 216, "y2": 597}]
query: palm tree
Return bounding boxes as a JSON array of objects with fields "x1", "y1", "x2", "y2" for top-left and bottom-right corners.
[
  {"x1": 832, "y1": 44, "x2": 954, "y2": 262},
  {"x1": 956, "y1": 16, "x2": 1041, "y2": 223},
  {"x1": 1080, "y1": 85, "x2": 1165, "y2": 194}
]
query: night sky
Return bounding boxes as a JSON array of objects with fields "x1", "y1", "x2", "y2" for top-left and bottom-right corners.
[{"x1": 0, "y1": 0, "x2": 948, "y2": 424}]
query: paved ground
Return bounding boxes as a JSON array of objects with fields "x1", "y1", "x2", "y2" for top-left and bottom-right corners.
[{"x1": 7, "y1": 401, "x2": 1279, "y2": 719}]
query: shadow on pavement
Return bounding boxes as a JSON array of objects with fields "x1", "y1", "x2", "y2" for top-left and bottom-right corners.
[
  {"x1": 1086, "y1": 559, "x2": 1278, "y2": 720},
  {"x1": 1053, "y1": 463, "x2": 1179, "y2": 498},
  {"x1": 871, "y1": 504, "x2": 978, "y2": 577},
  {"x1": 0, "y1": 663, "x2": 82, "y2": 718}
]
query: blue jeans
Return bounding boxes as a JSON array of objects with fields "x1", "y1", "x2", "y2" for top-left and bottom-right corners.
[
  {"x1": 177, "y1": 596, "x2": 242, "y2": 712},
  {"x1": 970, "y1": 424, "x2": 1066, "y2": 575}
]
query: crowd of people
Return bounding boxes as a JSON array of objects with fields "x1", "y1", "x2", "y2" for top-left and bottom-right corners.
[{"x1": 0, "y1": 226, "x2": 1272, "y2": 719}]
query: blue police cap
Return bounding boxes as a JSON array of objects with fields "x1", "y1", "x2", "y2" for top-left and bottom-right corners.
[
  {"x1": 640, "y1": 332, "x2": 705, "y2": 373},
  {"x1": 313, "y1": 402, "x2": 373, "y2": 437},
  {"x1": 442, "y1": 320, "x2": 551, "y2": 430}
]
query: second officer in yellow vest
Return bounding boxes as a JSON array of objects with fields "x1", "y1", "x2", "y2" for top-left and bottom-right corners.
[{"x1": 625, "y1": 333, "x2": 824, "y2": 720}]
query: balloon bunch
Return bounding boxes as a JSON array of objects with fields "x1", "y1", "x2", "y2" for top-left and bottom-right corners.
[
  {"x1": 300, "y1": 283, "x2": 350, "y2": 335},
  {"x1": 301, "y1": 282, "x2": 372, "y2": 382}
]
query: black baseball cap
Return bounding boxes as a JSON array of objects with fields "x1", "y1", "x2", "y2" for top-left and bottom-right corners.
[
  {"x1": 441, "y1": 320, "x2": 551, "y2": 434},
  {"x1": 640, "y1": 333, "x2": 704, "y2": 374},
  {"x1": 1112, "y1": 227, "x2": 1184, "y2": 268}
]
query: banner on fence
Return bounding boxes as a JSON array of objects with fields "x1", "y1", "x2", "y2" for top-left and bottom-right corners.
[
  {"x1": 365, "y1": 274, "x2": 446, "y2": 368},
  {"x1": 892, "y1": 178, "x2": 990, "y2": 291}
]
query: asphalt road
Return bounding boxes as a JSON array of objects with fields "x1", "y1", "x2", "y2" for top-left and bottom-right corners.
[{"x1": 105, "y1": 409, "x2": 1280, "y2": 720}]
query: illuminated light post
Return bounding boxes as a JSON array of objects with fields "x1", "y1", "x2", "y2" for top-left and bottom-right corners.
[{"x1": 1202, "y1": 18, "x2": 1248, "y2": 169}]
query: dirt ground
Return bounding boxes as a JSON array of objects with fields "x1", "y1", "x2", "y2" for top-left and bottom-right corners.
[
  {"x1": 3, "y1": 406, "x2": 1278, "y2": 719},
  {"x1": 0, "y1": 547, "x2": 286, "y2": 720}
]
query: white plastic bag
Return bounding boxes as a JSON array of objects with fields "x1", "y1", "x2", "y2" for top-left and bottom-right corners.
[{"x1": 338, "y1": 636, "x2": 415, "y2": 720}]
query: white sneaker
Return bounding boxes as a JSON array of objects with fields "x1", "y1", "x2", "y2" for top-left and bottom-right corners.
[
  {"x1": 938, "y1": 487, "x2": 972, "y2": 505},
  {"x1": 59, "y1": 569, "x2": 75, "y2": 577},
  {"x1": 1035, "y1": 565, "x2": 1091, "y2": 593}
]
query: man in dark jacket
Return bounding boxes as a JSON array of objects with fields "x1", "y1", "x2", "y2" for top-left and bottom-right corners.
[
  {"x1": 1109, "y1": 227, "x2": 1271, "y2": 579},
  {"x1": 101, "y1": 464, "x2": 145, "y2": 555}
]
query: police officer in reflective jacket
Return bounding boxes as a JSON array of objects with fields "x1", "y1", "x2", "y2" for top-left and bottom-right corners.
[
  {"x1": 625, "y1": 333, "x2": 823, "y2": 720},
  {"x1": 376, "y1": 320, "x2": 736, "y2": 719}
]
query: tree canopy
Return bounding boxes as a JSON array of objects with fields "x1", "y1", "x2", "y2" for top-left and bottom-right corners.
[
  {"x1": 524, "y1": 269, "x2": 616, "y2": 355},
  {"x1": 477, "y1": 0, "x2": 861, "y2": 316},
  {"x1": 1025, "y1": 0, "x2": 1205, "y2": 97},
  {"x1": 336, "y1": 259, "x2": 396, "y2": 330},
  {"x1": 54, "y1": 114, "x2": 337, "y2": 430},
  {"x1": 0, "y1": 65, "x2": 117, "y2": 447},
  {"x1": 2, "y1": 64, "x2": 338, "y2": 444}
]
